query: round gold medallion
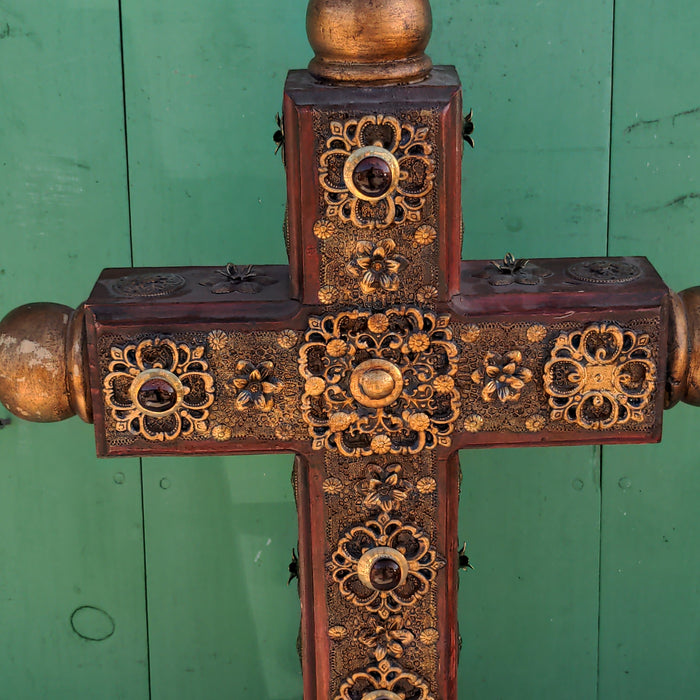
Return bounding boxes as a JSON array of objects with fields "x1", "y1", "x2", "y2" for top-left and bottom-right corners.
[
  {"x1": 344, "y1": 146, "x2": 400, "y2": 202},
  {"x1": 349, "y1": 359, "x2": 403, "y2": 408},
  {"x1": 129, "y1": 369, "x2": 184, "y2": 417},
  {"x1": 357, "y1": 546, "x2": 409, "y2": 592}
]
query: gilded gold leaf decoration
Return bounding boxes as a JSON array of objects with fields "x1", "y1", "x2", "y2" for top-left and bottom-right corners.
[
  {"x1": 212, "y1": 424, "x2": 232, "y2": 441},
  {"x1": 543, "y1": 324, "x2": 656, "y2": 429},
  {"x1": 414, "y1": 225, "x2": 437, "y2": 246},
  {"x1": 327, "y1": 511, "x2": 444, "y2": 620},
  {"x1": 231, "y1": 360, "x2": 282, "y2": 412},
  {"x1": 356, "y1": 464, "x2": 412, "y2": 512},
  {"x1": 416, "y1": 285, "x2": 438, "y2": 304},
  {"x1": 471, "y1": 350, "x2": 533, "y2": 403},
  {"x1": 319, "y1": 285, "x2": 339, "y2": 304},
  {"x1": 329, "y1": 626, "x2": 348, "y2": 640},
  {"x1": 207, "y1": 330, "x2": 227, "y2": 352},
  {"x1": 460, "y1": 324, "x2": 481, "y2": 344},
  {"x1": 346, "y1": 239, "x2": 409, "y2": 295},
  {"x1": 415, "y1": 477, "x2": 436, "y2": 495},
  {"x1": 527, "y1": 324, "x2": 547, "y2": 343},
  {"x1": 103, "y1": 337, "x2": 215, "y2": 442},
  {"x1": 319, "y1": 114, "x2": 435, "y2": 230},
  {"x1": 323, "y1": 477, "x2": 344, "y2": 495},
  {"x1": 298, "y1": 307, "x2": 460, "y2": 456},
  {"x1": 313, "y1": 219, "x2": 336, "y2": 240},
  {"x1": 277, "y1": 329, "x2": 298, "y2": 350},
  {"x1": 525, "y1": 414, "x2": 547, "y2": 432},
  {"x1": 357, "y1": 615, "x2": 415, "y2": 661},
  {"x1": 419, "y1": 628, "x2": 439, "y2": 645},
  {"x1": 464, "y1": 414, "x2": 484, "y2": 432},
  {"x1": 336, "y1": 658, "x2": 435, "y2": 700}
]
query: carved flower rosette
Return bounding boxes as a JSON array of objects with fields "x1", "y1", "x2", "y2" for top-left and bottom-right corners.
[
  {"x1": 319, "y1": 115, "x2": 435, "y2": 229},
  {"x1": 543, "y1": 324, "x2": 656, "y2": 429},
  {"x1": 328, "y1": 512, "x2": 444, "y2": 620},
  {"x1": 103, "y1": 338, "x2": 215, "y2": 441},
  {"x1": 299, "y1": 307, "x2": 460, "y2": 456}
]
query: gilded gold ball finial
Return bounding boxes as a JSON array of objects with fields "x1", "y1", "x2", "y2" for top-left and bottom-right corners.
[
  {"x1": 0, "y1": 303, "x2": 92, "y2": 423},
  {"x1": 306, "y1": 0, "x2": 433, "y2": 84}
]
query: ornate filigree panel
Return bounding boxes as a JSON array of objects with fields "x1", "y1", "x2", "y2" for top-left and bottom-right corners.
[
  {"x1": 319, "y1": 115, "x2": 435, "y2": 230},
  {"x1": 337, "y1": 659, "x2": 435, "y2": 700},
  {"x1": 322, "y1": 452, "x2": 442, "y2": 699},
  {"x1": 103, "y1": 338, "x2": 214, "y2": 441},
  {"x1": 98, "y1": 329, "x2": 306, "y2": 447},
  {"x1": 314, "y1": 110, "x2": 442, "y2": 306},
  {"x1": 544, "y1": 324, "x2": 656, "y2": 429},
  {"x1": 454, "y1": 319, "x2": 660, "y2": 434},
  {"x1": 299, "y1": 307, "x2": 460, "y2": 456}
]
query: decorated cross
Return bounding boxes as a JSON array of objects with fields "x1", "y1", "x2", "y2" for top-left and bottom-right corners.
[{"x1": 1, "y1": 1, "x2": 699, "y2": 699}]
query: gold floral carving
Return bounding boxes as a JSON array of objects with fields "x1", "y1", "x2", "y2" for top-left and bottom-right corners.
[
  {"x1": 525, "y1": 414, "x2": 547, "y2": 432},
  {"x1": 471, "y1": 350, "x2": 533, "y2": 403},
  {"x1": 456, "y1": 319, "x2": 660, "y2": 435},
  {"x1": 103, "y1": 338, "x2": 215, "y2": 441},
  {"x1": 277, "y1": 329, "x2": 299, "y2": 350},
  {"x1": 527, "y1": 324, "x2": 547, "y2": 343},
  {"x1": 98, "y1": 329, "x2": 307, "y2": 448},
  {"x1": 544, "y1": 324, "x2": 657, "y2": 429},
  {"x1": 356, "y1": 464, "x2": 412, "y2": 512},
  {"x1": 347, "y1": 239, "x2": 409, "y2": 295},
  {"x1": 231, "y1": 360, "x2": 282, "y2": 412},
  {"x1": 413, "y1": 225, "x2": 437, "y2": 246},
  {"x1": 358, "y1": 614, "x2": 415, "y2": 661},
  {"x1": 313, "y1": 219, "x2": 336, "y2": 240},
  {"x1": 319, "y1": 115, "x2": 435, "y2": 229},
  {"x1": 336, "y1": 659, "x2": 435, "y2": 700},
  {"x1": 299, "y1": 307, "x2": 460, "y2": 455},
  {"x1": 328, "y1": 511, "x2": 444, "y2": 620}
]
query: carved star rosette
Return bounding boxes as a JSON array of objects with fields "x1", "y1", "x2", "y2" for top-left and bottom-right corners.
[
  {"x1": 336, "y1": 658, "x2": 435, "y2": 700},
  {"x1": 298, "y1": 307, "x2": 460, "y2": 456},
  {"x1": 103, "y1": 338, "x2": 215, "y2": 441},
  {"x1": 319, "y1": 115, "x2": 435, "y2": 229},
  {"x1": 543, "y1": 324, "x2": 656, "y2": 429},
  {"x1": 327, "y1": 511, "x2": 445, "y2": 620}
]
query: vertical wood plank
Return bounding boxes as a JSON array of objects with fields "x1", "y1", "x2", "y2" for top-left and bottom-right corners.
[
  {"x1": 430, "y1": 1, "x2": 614, "y2": 697},
  {"x1": 603, "y1": 0, "x2": 700, "y2": 696},
  {"x1": 142, "y1": 456, "x2": 302, "y2": 699},
  {"x1": 431, "y1": 0, "x2": 615, "y2": 261},
  {"x1": 0, "y1": 1, "x2": 148, "y2": 697},
  {"x1": 120, "y1": 3, "x2": 308, "y2": 697},
  {"x1": 457, "y1": 447, "x2": 601, "y2": 699}
]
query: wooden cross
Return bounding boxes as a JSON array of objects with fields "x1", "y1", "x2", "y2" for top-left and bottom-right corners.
[{"x1": 0, "y1": 1, "x2": 698, "y2": 698}]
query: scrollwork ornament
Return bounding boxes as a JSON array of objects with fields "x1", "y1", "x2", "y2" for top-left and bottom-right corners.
[
  {"x1": 103, "y1": 338, "x2": 215, "y2": 441},
  {"x1": 319, "y1": 115, "x2": 435, "y2": 229},
  {"x1": 336, "y1": 659, "x2": 435, "y2": 700},
  {"x1": 298, "y1": 307, "x2": 460, "y2": 456},
  {"x1": 327, "y1": 511, "x2": 445, "y2": 620},
  {"x1": 544, "y1": 324, "x2": 656, "y2": 429}
]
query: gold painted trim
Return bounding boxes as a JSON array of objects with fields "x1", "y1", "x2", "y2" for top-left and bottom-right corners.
[
  {"x1": 129, "y1": 368, "x2": 185, "y2": 418},
  {"x1": 349, "y1": 359, "x2": 404, "y2": 408},
  {"x1": 343, "y1": 145, "x2": 400, "y2": 202},
  {"x1": 66, "y1": 305, "x2": 93, "y2": 423},
  {"x1": 666, "y1": 290, "x2": 690, "y2": 408},
  {"x1": 357, "y1": 546, "x2": 409, "y2": 591}
]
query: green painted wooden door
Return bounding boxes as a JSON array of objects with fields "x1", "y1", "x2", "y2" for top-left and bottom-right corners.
[{"x1": 1, "y1": 2, "x2": 698, "y2": 698}]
